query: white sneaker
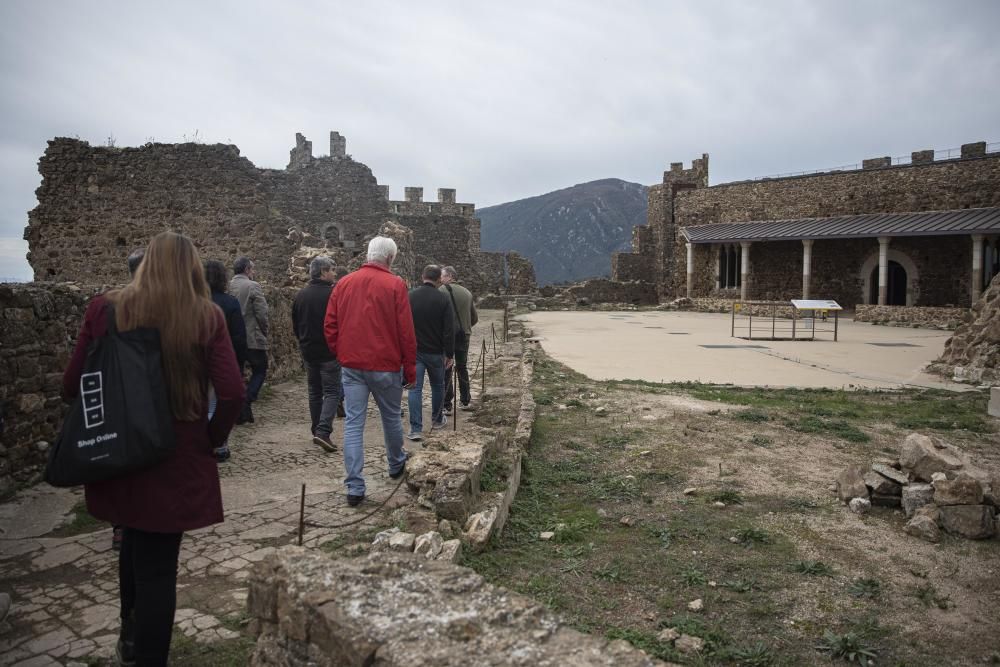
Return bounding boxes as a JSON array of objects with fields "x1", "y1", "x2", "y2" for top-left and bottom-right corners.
[
  {"x1": 431, "y1": 415, "x2": 448, "y2": 430},
  {"x1": 406, "y1": 432, "x2": 423, "y2": 442}
]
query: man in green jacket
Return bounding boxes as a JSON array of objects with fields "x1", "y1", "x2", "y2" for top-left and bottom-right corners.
[{"x1": 440, "y1": 266, "x2": 477, "y2": 411}]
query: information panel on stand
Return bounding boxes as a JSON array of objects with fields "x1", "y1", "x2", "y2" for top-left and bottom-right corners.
[{"x1": 791, "y1": 299, "x2": 843, "y2": 311}]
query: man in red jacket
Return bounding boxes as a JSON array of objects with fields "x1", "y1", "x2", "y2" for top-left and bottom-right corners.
[{"x1": 324, "y1": 236, "x2": 417, "y2": 506}]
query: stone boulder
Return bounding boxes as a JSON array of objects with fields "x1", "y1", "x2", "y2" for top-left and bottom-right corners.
[
  {"x1": 899, "y1": 434, "x2": 967, "y2": 482},
  {"x1": 904, "y1": 515, "x2": 940, "y2": 543},
  {"x1": 939, "y1": 505, "x2": 996, "y2": 539},
  {"x1": 902, "y1": 483, "x2": 935, "y2": 518},
  {"x1": 836, "y1": 465, "x2": 869, "y2": 502},
  {"x1": 864, "y1": 470, "x2": 902, "y2": 496},
  {"x1": 933, "y1": 473, "x2": 984, "y2": 506}
]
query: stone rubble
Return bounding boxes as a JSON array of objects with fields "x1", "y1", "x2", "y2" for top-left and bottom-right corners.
[{"x1": 836, "y1": 432, "x2": 998, "y2": 542}]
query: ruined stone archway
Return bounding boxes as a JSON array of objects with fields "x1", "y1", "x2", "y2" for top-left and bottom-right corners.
[
  {"x1": 860, "y1": 249, "x2": 919, "y2": 306},
  {"x1": 323, "y1": 223, "x2": 344, "y2": 247}
]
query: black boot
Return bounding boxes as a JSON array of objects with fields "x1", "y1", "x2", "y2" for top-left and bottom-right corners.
[
  {"x1": 236, "y1": 401, "x2": 254, "y2": 425},
  {"x1": 116, "y1": 612, "x2": 136, "y2": 666}
]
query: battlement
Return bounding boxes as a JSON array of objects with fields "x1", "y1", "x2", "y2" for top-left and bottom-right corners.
[
  {"x1": 382, "y1": 185, "x2": 475, "y2": 217},
  {"x1": 744, "y1": 140, "x2": 997, "y2": 183},
  {"x1": 287, "y1": 131, "x2": 349, "y2": 169},
  {"x1": 663, "y1": 153, "x2": 710, "y2": 188}
]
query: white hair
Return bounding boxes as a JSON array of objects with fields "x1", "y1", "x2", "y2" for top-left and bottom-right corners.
[{"x1": 367, "y1": 236, "x2": 398, "y2": 264}]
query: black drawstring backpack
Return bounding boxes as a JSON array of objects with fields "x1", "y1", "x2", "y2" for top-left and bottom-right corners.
[{"x1": 45, "y1": 305, "x2": 176, "y2": 487}]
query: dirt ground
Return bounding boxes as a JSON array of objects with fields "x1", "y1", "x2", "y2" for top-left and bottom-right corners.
[{"x1": 463, "y1": 352, "x2": 1000, "y2": 666}]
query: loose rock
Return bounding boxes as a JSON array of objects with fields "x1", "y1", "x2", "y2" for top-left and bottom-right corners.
[
  {"x1": 871, "y1": 462, "x2": 909, "y2": 486},
  {"x1": 683, "y1": 487, "x2": 698, "y2": 496},
  {"x1": 413, "y1": 532, "x2": 444, "y2": 559},
  {"x1": 939, "y1": 505, "x2": 996, "y2": 539},
  {"x1": 836, "y1": 464, "x2": 869, "y2": 502},
  {"x1": 539, "y1": 531, "x2": 555, "y2": 541},
  {"x1": 902, "y1": 483, "x2": 935, "y2": 518},
  {"x1": 899, "y1": 433, "x2": 966, "y2": 482},
  {"x1": 904, "y1": 515, "x2": 940, "y2": 543},
  {"x1": 687, "y1": 598, "x2": 703, "y2": 612},
  {"x1": 675, "y1": 634, "x2": 705, "y2": 654},
  {"x1": 933, "y1": 473, "x2": 984, "y2": 506},
  {"x1": 657, "y1": 627, "x2": 680, "y2": 643},
  {"x1": 864, "y1": 470, "x2": 901, "y2": 496},
  {"x1": 387, "y1": 532, "x2": 416, "y2": 552},
  {"x1": 436, "y1": 539, "x2": 462, "y2": 563},
  {"x1": 619, "y1": 515, "x2": 635, "y2": 527},
  {"x1": 849, "y1": 497, "x2": 871, "y2": 515}
]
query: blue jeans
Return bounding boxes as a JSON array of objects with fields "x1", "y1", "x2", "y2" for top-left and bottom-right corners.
[
  {"x1": 341, "y1": 367, "x2": 407, "y2": 496},
  {"x1": 305, "y1": 359, "x2": 341, "y2": 438},
  {"x1": 408, "y1": 351, "x2": 445, "y2": 434}
]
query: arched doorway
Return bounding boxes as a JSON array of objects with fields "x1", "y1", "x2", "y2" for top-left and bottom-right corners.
[{"x1": 869, "y1": 261, "x2": 907, "y2": 305}]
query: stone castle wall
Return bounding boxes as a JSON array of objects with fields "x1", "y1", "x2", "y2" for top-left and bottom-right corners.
[
  {"x1": 615, "y1": 142, "x2": 1000, "y2": 307},
  {"x1": 247, "y1": 548, "x2": 663, "y2": 667},
  {"x1": 23, "y1": 133, "x2": 534, "y2": 296}
]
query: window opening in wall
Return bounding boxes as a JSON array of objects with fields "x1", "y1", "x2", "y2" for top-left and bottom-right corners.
[
  {"x1": 718, "y1": 245, "x2": 741, "y2": 288},
  {"x1": 323, "y1": 223, "x2": 345, "y2": 248},
  {"x1": 869, "y1": 261, "x2": 907, "y2": 305}
]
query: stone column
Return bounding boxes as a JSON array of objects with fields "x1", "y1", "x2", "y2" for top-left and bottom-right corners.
[
  {"x1": 714, "y1": 244, "x2": 721, "y2": 290},
  {"x1": 685, "y1": 242, "x2": 694, "y2": 298},
  {"x1": 801, "y1": 239, "x2": 814, "y2": 299},
  {"x1": 740, "y1": 241, "x2": 751, "y2": 301},
  {"x1": 877, "y1": 237, "x2": 891, "y2": 306},
  {"x1": 972, "y1": 234, "x2": 985, "y2": 303}
]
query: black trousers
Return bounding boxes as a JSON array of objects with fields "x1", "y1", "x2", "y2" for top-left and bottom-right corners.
[
  {"x1": 244, "y1": 349, "x2": 268, "y2": 402},
  {"x1": 119, "y1": 528, "x2": 183, "y2": 667},
  {"x1": 444, "y1": 331, "x2": 471, "y2": 406}
]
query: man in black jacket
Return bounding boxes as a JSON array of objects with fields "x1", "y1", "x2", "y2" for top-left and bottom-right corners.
[
  {"x1": 292, "y1": 256, "x2": 342, "y2": 452},
  {"x1": 406, "y1": 265, "x2": 454, "y2": 441}
]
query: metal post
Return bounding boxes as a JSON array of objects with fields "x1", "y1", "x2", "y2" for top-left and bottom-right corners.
[
  {"x1": 792, "y1": 310, "x2": 797, "y2": 340},
  {"x1": 503, "y1": 303, "x2": 509, "y2": 343},
  {"x1": 834, "y1": 310, "x2": 839, "y2": 342},
  {"x1": 298, "y1": 483, "x2": 306, "y2": 546},
  {"x1": 491, "y1": 322, "x2": 498, "y2": 359},
  {"x1": 452, "y1": 365, "x2": 457, "y2": 431},
  {"x1": 748, "y1": 306, "x2": 753, "y2": 341},
  {"x1": 481, "y1": 339, "x2": 487, "y2": 395},
  {"x1": 731, "y1": 302, "x2": 735, "y2": 338},
  {"x1": 811, "y1": 310, "x2": 816, "y2": 340},
  {"x1": 771, "y1": 303, "x2": 776, "y2": 339}
]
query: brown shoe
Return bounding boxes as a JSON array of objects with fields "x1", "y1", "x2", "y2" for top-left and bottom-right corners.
[{"x1": 312, "y1": 434, "x2": 336, "y2": 453}]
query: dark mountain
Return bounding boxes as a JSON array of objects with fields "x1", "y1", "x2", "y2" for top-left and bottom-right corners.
[{"x1": 478, "y1": 178, "x2": 648, "y2": 286}]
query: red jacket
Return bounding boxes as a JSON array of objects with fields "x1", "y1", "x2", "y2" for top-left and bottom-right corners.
[
  {"x1": 324, "y1": 262, "x2": 417, "y2": 385},
  {"x1": 63, "y1": 295, "x2": 245, "y2": 533}
]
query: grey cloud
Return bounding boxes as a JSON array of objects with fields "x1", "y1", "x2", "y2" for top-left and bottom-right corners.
[{"x1": 1, "y1": 0, "x2": 998, "y2": 281}]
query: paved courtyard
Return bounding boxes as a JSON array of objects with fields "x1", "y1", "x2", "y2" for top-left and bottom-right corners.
[{"x1": 521, "y1": 310, "x2": 965, "y2": 390}]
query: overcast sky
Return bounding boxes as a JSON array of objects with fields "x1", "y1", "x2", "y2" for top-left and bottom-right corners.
[{"x1": 1, "y1": 1, "x2": 998, "y2": 280}]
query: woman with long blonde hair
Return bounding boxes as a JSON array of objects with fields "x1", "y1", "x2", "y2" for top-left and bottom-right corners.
[{"x1": 63, "y1": 231, "x2": 245, "y2": 666}]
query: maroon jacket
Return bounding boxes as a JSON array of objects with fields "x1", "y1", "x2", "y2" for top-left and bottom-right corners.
[{"x1": 62, "y1": 295, "x2": 245, "y2": 533}]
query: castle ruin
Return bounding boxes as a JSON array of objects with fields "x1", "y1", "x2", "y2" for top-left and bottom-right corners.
[
  {"x1": 23, "y1": 131, "x2": 536, "y2": 295},
  {"x1": 613, "y1": 141, "x2": 1000, "y2": 310}
]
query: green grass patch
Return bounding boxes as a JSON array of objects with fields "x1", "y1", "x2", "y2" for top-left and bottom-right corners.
[
  {"x1": 168, "y1": 630, "x2": 255, "y2": 666},
  {"x1": 49, "y1": 500, "x2": 105, "y2": 538},
  {"x1": 480, "y1": 456, "x2": 509, "y2": 493}
]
